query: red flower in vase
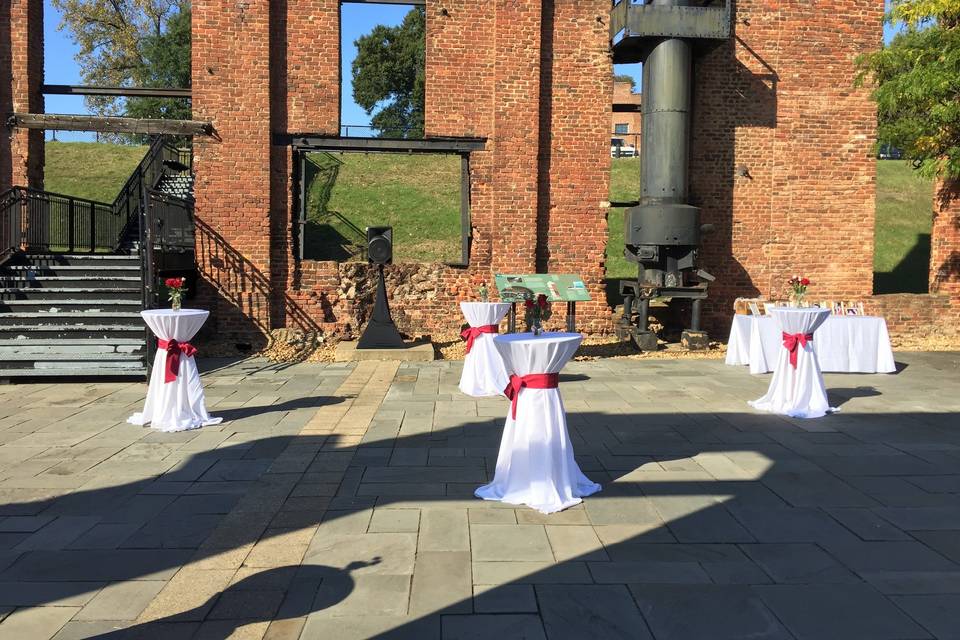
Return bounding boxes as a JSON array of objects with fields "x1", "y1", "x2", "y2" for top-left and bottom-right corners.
[
  {"x1": 165, "y1": 277, "x2": 185, "y2": 289},
  {"x1": 801, "y1": 278, "x2": 810, "y2": 286}
]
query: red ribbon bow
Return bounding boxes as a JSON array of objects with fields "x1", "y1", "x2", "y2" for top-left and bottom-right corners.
[
  {"x1": 503, "y1": 372, "x2": 559, "y2": 420},
  {"x1": 781, "y1": 332, "x2": 814, "y2": 370},
  {"x1": 157, "y1": 339, "x2": 198, "y2": 383},
  {"x1": 460, "y1": 324, "x2": 498, "y2": 353}
]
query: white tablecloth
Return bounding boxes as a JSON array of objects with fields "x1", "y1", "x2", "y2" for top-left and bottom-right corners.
[
  {"x1": 459, "y1": 302, "x2": 511, "y2": 397},
  {"x1": 475, "y1": 332, "x2": 601, "y2": 513},
  {"x1": 128, "y1": 309, "x2": 221, "y2": 432},
  {"x1": 726, "y1": 314, "x2": 896, "y2": 374},
  {"x1": 749, "y1": 308, "x2": 836, "y2": 419}
]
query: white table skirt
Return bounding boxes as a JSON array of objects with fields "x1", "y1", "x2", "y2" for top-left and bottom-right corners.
[
  {"x1": 459, "y1": 302, "x2": 511, "y2": 397},
  {"x1": 726, "y1": 314, "x2": 896, "y2": 374},
  {"x1": 475, "y1": 332, "x2": 600, "y2": 514},
  {"x1": 749, "y1": 308, "x2": 836, "y2": 419},
  {"x1": 128, "y1": 309, "x2": 222, "y2": 432}
]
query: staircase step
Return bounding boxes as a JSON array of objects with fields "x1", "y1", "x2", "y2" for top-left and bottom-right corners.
[
  {"x1": 0, "y1": 352, "x2": 143, "y2": 360},
  {"x1": 25, "y1": 253, "x2": 138, "y2": 262},
  {"x1": 0, "y1": 367, "x2": 147, "y2": 378},
  {"x1": 1, "y1": 265, "x2": 140, "y2": 278},
  {"x1": 0, "y1": 311, "x2": 142, "y2": 323},
  {"x1": 0, "y1": 288, "x2": 140, "y2": 301},
  {"x1": 0, "y1": 337, "x2": 145, "y2": 351},
  {"x1": 0, "y1": 300, "x2": 142, "y2": 313},
  {"x1": 0, "y1": 325, "x2": 144, "y2": 339},
  {"x1": 0, "y1": 276, "x2": 141, "y2": 289}
]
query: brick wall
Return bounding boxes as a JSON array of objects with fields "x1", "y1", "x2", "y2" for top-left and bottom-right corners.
[
  {"x1": 929, "y1": 179, "x2": 960, "y2": 330},
  {"x1": 694, "y1": 0, "x2": 881, "y2": 335},
  {"x1": 8, "y1": 0, "x2": 954, "y2": 347},
  {"x1": 0, "y1": 0, "x2": 44, "y2": 192},
  {"x1": 611, "y1": 79, "x2": 641, "y2": 150},
  {"x1": 192, "y1": 0, "x2": 274, "y2": 344}
]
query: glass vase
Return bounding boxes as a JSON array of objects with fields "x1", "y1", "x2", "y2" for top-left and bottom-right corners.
[{"x1": 171, "y1": 296, "x2": 182, "y2": 312}]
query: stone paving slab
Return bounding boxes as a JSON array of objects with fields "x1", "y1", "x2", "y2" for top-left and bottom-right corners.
[{"x1": 0, "y1": 353, "x2": 958, "y2": 638}]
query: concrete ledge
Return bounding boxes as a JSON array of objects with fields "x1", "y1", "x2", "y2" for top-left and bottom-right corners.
[{"x1": 335, "y1": 340, "x2": 435, "y2": 362}]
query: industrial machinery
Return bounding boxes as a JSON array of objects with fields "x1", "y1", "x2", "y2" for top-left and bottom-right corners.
[{"x1": 610, "y1": 0, "x2": 731, "y2": 350}]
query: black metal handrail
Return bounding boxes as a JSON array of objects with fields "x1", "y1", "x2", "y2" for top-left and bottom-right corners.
[
  {"x1": 141, "y1": 188, "x2": 195, "y2": 310},
  {"x1": 0, "y1": 186, "x2": 118, "y2": 255}
]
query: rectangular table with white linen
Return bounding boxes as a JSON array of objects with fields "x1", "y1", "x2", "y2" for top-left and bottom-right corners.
[{"x1": 726, "y1": 314, "x2": 896, "y2": 374}]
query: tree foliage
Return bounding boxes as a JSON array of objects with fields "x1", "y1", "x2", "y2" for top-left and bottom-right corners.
[
  {"x1": 614, "y1": 74, "x2": 636, "y2": 90},
  {"x1": 351, "y1": 8, "x2": 425, "y2": 139},
  {"x1": 856, "y1": 0, "x2": 960, "y2": 178},
  {"x1": 125, "y1": 8, "x2": 192, "y2": 122},
  {"x1": 52, "y1": 0, "x2": 189, "y2": 119}
]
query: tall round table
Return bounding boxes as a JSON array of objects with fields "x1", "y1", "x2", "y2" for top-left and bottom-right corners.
[
  {"x1": 459, "y1": 302, "x2": 511, "y2": 397},
  {"x1": 475, "y1": 332, "x2": 601, "y2": 513},
  {"x1": 749, "y1": 307, "x2": 836, "y2": 419},
  {"x1": 128, "y1": 309, "x2": 222, "y2": 432}
]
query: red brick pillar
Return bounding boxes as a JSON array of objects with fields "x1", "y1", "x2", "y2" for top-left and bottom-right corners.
[
  {"x1": 0, "y1": 0, "x2": 44, "y2": 192},
  {"x1": 192, "y1": 0, "x2": 273, "y2": 344},
  {"x1": 490, "y1": 0, "x2": 542, "y2": 275},
  {"x1": 540, "y1": 0, "x2": 612, "y2": 331},
  {"x1": 931, "y1": 179, "x2": 960, "y2": 305}
]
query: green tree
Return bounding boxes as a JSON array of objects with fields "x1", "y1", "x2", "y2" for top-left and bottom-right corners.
[
  {"x1": 856, "y1": 0, "x2": 960, "y2": 178},
  {"x1": 52, "y1": 0, "x2": 188, "y2": 117},
  {"x1": 351, "y1": 7, "x2": 425, "y2": 139},
  {"x1": 125, "y1": 8, "x2": 192, "y2": 122}
]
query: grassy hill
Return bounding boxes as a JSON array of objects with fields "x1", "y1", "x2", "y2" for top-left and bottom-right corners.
[
  {"x1": 44, "y1": 142, "x2": 147, "y2": 203},
  {"x1": 43, "y1": 143, "x2": 933, "y2": 292}
]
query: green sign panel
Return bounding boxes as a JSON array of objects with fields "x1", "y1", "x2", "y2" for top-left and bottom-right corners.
[{"x1": 494, "y1": 274, "x2": 592, "y2": 303}]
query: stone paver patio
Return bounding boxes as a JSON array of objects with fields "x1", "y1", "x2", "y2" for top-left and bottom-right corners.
[{"x1": 0, "y1": 352, "x2": 959, "y2": 639}]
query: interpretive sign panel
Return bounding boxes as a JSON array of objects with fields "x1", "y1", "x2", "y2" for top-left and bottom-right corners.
[{"x1": 494, "y1": 274, "x2": 592, "y2": 303}]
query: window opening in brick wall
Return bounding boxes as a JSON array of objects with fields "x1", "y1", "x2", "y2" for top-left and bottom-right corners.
[
  {"x1": 298, "y1": 150, "x2": 468, "y2": 265},
  {"x1": 873, "y1": 159, "x2": 934, "y2": 294},
  {"x1": 340, "y1": 1, "x2": 426, "y2": 139}
]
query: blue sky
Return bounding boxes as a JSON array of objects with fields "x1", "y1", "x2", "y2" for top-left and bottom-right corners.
[{"x1": 44, "y1": 0, "x2": 900, "y2": 142}]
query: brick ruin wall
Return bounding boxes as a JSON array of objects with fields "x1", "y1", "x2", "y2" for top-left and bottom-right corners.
[{"x1": 4, "y1": 0, "x2": 958, "y2": 347}]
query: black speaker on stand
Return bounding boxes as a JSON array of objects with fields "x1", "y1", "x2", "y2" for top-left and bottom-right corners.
[{"x1": 357, "y1": 226, "x2": 405, "y2": 349}]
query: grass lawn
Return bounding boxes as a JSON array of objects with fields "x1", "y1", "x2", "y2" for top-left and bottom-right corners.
[
  {"x1": 874, "y1": 160, "x2": 934, "y2": 293},
  {"x1": 43, "y1": 144, "x2": 934, "y2": 293},
  {"x1": 44, "y1": 142, "x2": 147, "y2": 203},
  {"x1": 303, "y1": 152, "x2": 461, "y2": 263}
]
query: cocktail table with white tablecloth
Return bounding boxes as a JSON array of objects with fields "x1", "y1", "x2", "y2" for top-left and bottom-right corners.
[
  {"x1": 749, "y1": 307, "x2": 837, "y2": 419},
  {"x1": 128, "y1": 309, "x2": 222, "y2": 432},
  {"x1": 726, "y1": 313, "x2": 896, "y2": 374},
  {"x1": 475, "y1": 332, "x2": 601, "y2": 513},
  {"x1": 459, "y1": 302, "x2": 511, "y2": 397}
]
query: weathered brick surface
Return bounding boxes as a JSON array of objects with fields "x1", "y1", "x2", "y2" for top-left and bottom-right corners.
[
  {"x1": 0, "y1": 0, "x2": 44, "y2": 192},
  {"x1": 192, "y1": 0, "x2": 273, "y2": 341},
  {"x1": 5, "y1": 0, "x2": 958, "y2": 344}
]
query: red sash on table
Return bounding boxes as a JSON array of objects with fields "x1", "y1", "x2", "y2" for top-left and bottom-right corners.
[
  {"x1": 781, "y1": 332, "x2": 814, "y2": 370},
  {"x1": 157, "y1": 339, "x2": 198, "y2": 383},
  {"x1": 460, "y1": 324, "x2": 498, "y2": 354},
  {"x1": 503, "y1": 372, "x2": 559, "y2": 420}
]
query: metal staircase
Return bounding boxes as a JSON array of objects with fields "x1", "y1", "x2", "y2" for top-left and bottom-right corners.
[{"x1": 0, "y1": 138, "x2": 195, "y2": 379}]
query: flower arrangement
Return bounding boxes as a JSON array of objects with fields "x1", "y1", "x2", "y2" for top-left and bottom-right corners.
[
  {"x1": 523, "y1": 293, "x2": 552, "y2": 335},
  {"x1": 165, "y1": 277, "x2": 187, "y2": 311},
  {"x1": 788, "y1": 275, "x2": 811, "y2": 306}
]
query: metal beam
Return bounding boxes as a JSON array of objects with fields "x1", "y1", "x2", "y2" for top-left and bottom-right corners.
[
  {"x1": 613, "y1": 103, "x2": 642, "y2": 113},
  {"x1": 7, "y1": 113, "x2": 212, "y2": 136},
  {"x1": 282, "y1": 135, "x2": 486, "y2": 154},
  {"x1": 42, "y1": 85, "x2": 191, "y2": 98}
]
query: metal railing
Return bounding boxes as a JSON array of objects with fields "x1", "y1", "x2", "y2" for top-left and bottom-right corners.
[
  {"x1": 141, "y1": 189, "x2": 195, "y2": 310},
  {"x1": 0, "y1": 187, "x2": 119, "y2": 254}
]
